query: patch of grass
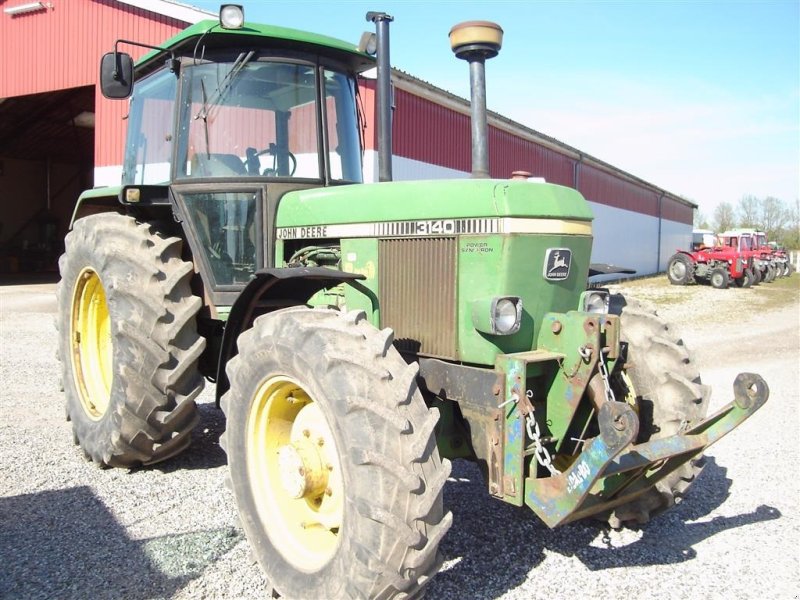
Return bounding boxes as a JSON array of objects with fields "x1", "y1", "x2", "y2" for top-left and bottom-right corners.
[
  {"x1": 614, "y1": 275, "x2": 672, "y2": 290},
  {"x1": 753, "y1": 272, "x2": 800, "y2": 311}
]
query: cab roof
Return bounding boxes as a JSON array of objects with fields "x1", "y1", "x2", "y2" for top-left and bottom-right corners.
[{"x1": 136, "y1": 19, "x2": 374, "y2": 74}]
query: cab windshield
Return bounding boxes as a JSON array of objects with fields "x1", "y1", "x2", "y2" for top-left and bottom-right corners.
[{"x1": 176, "y1": 57, "x2": 362, "y2": 182}]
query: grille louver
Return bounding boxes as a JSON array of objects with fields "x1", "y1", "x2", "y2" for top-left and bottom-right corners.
[{"x1": 378, "y1": 237, "x2": 458, "y2": 359}]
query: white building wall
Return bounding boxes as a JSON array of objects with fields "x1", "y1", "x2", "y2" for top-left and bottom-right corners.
[
  {"x1": 94, "y1": 165, "x2": 123, "y2": 188},
  {"x1": 659, "y1": 218, "x2": 692, "y2": 270},
  {"x1": 588, "y1": 202, "x2": 660, "y2": 275},
  {"x1": 363, "y1": 151, "x2": 468, "y2": 183}
]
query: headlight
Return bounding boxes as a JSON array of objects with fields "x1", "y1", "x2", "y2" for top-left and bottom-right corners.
[
  {"x1": 580, "y1": 290, "x2": 609, "y2": 314},
  {"x1": 471, "y1": 296, "x2": 522, "y2": 335},
  {"x1": 219, "y1": 4, "x2": 244, "y2": 29},
  {"x1": 493, "y1": 298, "x2": 521, "y2": 334}
]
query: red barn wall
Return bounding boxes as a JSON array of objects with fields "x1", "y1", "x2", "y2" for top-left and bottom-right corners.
[{"x1": 0, "y1": 0, "x2": 187, "y2": 170}]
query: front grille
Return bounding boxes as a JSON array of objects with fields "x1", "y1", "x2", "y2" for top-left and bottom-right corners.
[{"x1": 378, "y1": 237, "x2": 457, "y2": 360}]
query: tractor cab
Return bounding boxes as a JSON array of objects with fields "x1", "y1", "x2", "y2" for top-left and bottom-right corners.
[
  {"x1": 718, "y1": 231, "x2": 753, "y2": 253},
  {"x1": 123, "y1": 55, "x2": 363, "y2": 184},
  {"x1": 96, "y1": 10, "x2": 375, "y2": 305}
]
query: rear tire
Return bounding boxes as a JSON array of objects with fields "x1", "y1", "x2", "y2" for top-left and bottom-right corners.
[
  {"x1": 602, "y1": 296, "x2": 709, "y2": 527},
  {"x1": 57, "y1": 214, "x2": 205, "y2": 467},
  {"x1": 667, "y1": 253, "x2": 694, "y2": 285},
  {"x1": 221, "y1": 307, "x2": 452, "y2": 599}
]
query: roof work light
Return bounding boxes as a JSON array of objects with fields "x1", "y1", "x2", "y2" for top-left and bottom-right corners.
[{"x1": 219, "y1": 4, "x2": 244, "y2": 29}]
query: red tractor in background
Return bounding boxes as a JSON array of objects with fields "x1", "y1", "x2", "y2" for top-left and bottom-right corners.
[
  {"x1": 768, "y1": 241, "x2": 794, "y2": 276},
  {"x1": 732, "y1": 229, "x2": 791, "y2": 281},
  {"x1": 667, "y1": 233, "x2": 753, "y2": 289},
  {"x1": 717, "y1": 231, "x2": 762, "y2": 286}
]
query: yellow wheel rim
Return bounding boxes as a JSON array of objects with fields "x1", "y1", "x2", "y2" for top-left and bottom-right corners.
[
  {"x1": 247, "y1": 376, "x2": 344, "y2": 571},
  {"x1": 70, "y1": 268, "x2": 113, "y2": 420}
]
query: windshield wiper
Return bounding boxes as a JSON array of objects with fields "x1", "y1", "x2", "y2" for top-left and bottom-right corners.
[{"x1": 194, "y1": 50, "x2": 255, "y2": 122}]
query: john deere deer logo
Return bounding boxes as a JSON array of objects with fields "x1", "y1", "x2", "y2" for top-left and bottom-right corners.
[{"x1": 543, "y1": 248, "x2": 572, "y2": 281}]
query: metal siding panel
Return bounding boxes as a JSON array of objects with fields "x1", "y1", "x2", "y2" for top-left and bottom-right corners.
[
  {"x1": 393, "y1": 89, "x2": 471, "y2": 173},
  {"x1": 389, "y1": 88, "x2": 576, "y2": 185},
  {"x1": 379, "y1": 237, "x2": 457, "y2": 360},
  {"x1": 661, "y1": 197, "x2": 693, "y2": 225},
  {"x1": 580, "y1": 164, "x2": 658, "y2": 217},
  {"x1": 489, "y1": 126, "x2": 574, "y2": 185}
]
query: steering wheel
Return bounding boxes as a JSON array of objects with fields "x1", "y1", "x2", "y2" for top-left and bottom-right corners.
[{"x1": 246, "y1": 144, "x2": 297, "y2": 176}]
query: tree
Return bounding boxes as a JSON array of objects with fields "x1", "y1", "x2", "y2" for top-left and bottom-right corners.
[
  {"x1": 693, "y1": 210, "x2": 710, "y2": 229},
  {"x1": 761, "y1": 196, "x2": 789, "y2": 240},
  {"x1": 712, "y1": 202, "x2": 735, "y2": 233},
  {"x1": 737, "y1": 194, "x2": 760, "y2": 228},
  {"x1": 783, "y1": 198, "x2": 800, "y2": 249}
]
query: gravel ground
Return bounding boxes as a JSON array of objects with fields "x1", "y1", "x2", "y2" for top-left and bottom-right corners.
[{"x1": 1, "y1": 275, "x2": 798, "y2": 600}]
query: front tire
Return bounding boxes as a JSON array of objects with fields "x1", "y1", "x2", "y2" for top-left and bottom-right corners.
[
  {"x1": 734, "y1": 269, "x2": 752, "y2": 288},
  {"x1": 221, "y1": 307, "x2": 452, "y2": 599},
  {"x1": 710, "y1": 267, "x2": 729, "y2": 289},
  {"x1": 57, "y1": 214, "x2": 205, "y2": 467},
  {"x1": 603, "y1": 296, "x2": 710, "y2": 527}
]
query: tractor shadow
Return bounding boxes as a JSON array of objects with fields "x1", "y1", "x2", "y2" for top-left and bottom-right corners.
[
  {"x1": 152, "y1": 397, "x2": 229, "y2": 473},
  {"x1": 427, "y1": 457, "x2": 781, "y2": 600},
  {"x1": 0, "y1": 486, "x2": 240, "y2": 600}
]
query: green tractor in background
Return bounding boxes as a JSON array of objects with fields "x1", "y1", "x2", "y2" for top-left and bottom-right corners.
[{"x1": 57, "y1": 6, "x2": 768, "y2": 599}]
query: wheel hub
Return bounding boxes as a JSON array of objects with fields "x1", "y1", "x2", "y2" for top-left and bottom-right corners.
[
  {"x1": 246, "y1": 376, "x2": 344, "y2": 570},
  {"x1": 277, "y1": 439, "x2": 329, "y2": 500}
]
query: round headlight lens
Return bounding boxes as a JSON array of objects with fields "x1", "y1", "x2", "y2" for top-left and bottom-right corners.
[
  {"x1": 220, "y1": 4, "x2": 244, "y2": 29},
  {"x1": 494, "y1": 298, "x2": 519, "y2": 334},
  {"x1": 584, "y1": 292, "x2": 608, "y2": 314}
]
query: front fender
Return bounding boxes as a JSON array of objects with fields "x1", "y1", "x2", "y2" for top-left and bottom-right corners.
[{"x1": 215, "y1": 267, "x2": 365, "y2": 404}]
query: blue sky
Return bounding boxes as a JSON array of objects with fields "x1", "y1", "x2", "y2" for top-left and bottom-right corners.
[{"x1": 190, "y1": 1, "x2": 799, "y2": 217}]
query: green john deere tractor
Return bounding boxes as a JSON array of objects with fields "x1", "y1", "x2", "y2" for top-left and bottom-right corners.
[{"x1": 57, "y1": 6, "x2": 768, "y2": 599}]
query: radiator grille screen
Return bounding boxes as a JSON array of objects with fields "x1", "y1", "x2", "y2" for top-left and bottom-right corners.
[{"x1": 378, "y1": 237, "x2": 457, "y2": 359}]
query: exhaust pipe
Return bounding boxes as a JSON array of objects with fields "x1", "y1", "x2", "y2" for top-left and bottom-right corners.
[
  {"x1": 367, "y1": 12, "x2": 394, "y2": 182},
  {"x1": 449, "y1": 21, "x2": 503, "y2": 179}
]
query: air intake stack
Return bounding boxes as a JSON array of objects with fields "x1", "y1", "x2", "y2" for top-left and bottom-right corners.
[{"x1": 449, "y1": 21, "x2": 503, "y2": 179}]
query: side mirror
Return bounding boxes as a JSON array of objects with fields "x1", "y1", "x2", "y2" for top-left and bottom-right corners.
[{"x1": 100, "y1": 52, "x2": 134, "y2": 99}]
